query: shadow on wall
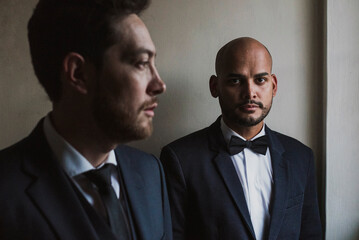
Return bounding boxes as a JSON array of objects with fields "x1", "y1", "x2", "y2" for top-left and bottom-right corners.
[
  {"x1": 353, "y1": 226, "x2": 359, "y2": 240},
  {"x1": 333, "y1": 225, "x2": 359, "y2": 240},
  {"x1": 301, "y1": 0, "x2": 325, "y2": 233}
]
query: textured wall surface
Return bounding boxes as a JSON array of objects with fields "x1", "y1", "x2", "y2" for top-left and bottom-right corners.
[
  {"x1": 0, "y1": 0, "x2": 51, "y2": 149},
  {"x1": 326, "y1": 0, "x2": 359, "y2": 239}
]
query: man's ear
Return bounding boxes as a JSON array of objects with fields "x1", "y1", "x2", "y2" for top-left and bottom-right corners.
[
  {"x1": 271, "y1": 73, "x2": 278, "y2": 97},
  {"x1": 62, "y1": 52, "x2": 90, "y2": 95},
  {"x1": 209, "y1": 75, "x2": 219, "y2": 98}
]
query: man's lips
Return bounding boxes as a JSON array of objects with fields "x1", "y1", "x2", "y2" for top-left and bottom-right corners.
[
  {"x1": 238, "y1": 100, "x2": 263, "y2": 112},
  {"x1": 143, "y1": 102, "x2": 158, "y2": 117},
  {"x1": 239, "y1": 100, "x2": 263, "y2": 107},
  {"x1": 239, "y1": 104, "x2": 259, "y2": 112}
]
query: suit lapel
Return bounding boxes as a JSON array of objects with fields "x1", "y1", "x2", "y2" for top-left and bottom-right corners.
[
  {"x1": 115, "y1": 146, "x2": 148, "y2": 240},
  {"x1": 213, "y1": 153, "x2": 256, "y2": 239},
  {"x1": 266, "y1": 126, "x2": 289, "y2": 240},
  {"x1": 22, "y1": 121, "x2": 102, "y2": 240},
  {"x1": 209, "y1": 117, "x2": 256, "y2": 239}
]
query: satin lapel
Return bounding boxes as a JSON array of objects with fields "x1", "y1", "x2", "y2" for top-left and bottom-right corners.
[
  {"x1": 115, "y1": 147, "x2": 147, "y2": 240},
  {"x1": 209, "y1": 117, "x2": 256, "y2": 239},
  {"x1": 266, "y1": 126, "x2": 289, "y2": 240},
  {"x1": 22, "y1": 121, "x2": 100, "y2": 240}
]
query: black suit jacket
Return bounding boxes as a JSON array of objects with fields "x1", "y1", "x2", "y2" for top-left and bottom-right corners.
[
  {"x1": 0, "y1": 120, "x2": 172, "y2": 240},
  {"x1": 160, "y1": 117, "x2": 322, "y2": 240}
]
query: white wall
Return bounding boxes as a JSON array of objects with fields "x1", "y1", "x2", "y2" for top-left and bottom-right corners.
[{"x1": 326, "y1": 0, "x2": 359, "y2": 239}]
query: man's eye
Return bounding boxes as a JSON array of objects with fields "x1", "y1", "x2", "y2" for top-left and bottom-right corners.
[
  {"x1": 256, "y1": 78, "x2": 266, "y2": 83},
  {"x1": 229, "y1": 78, "x2": 241, "y2": 84},
  {"x1": 136, "y1": 61, "x2": 150, "y2": 69}
]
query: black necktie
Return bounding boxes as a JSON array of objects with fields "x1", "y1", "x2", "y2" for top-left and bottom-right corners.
[
  {"x1": 228, "y1": 135, "x2": 268, "y2": 155},
  {"x1": 85, "y1": 164, "x2": 130, "y2": 239}
]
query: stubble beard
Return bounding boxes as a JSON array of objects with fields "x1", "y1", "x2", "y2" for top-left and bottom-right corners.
[
  {"x1": 223, "y1": 98, "x2": 273, "y2": 128},
  {"x1": 236, "y1": 105, "x2": 271, "y2": 127},
  {"x1": 92, "y1": 91, "x2": 153, "y2": 144}
]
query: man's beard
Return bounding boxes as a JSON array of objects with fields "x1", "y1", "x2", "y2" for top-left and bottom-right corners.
[
  {"x1": 92, "y1": 91, "x2": 155, "y2": 144},
  {"x1": 225, "y1": 98, "x2": 273, "y2": 127}
]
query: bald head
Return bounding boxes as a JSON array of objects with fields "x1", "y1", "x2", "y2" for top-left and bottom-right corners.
[
  {"x1": 209, "y1": 37, "x2": 277, "y2": 136},
  {"x1": 215, "y1": 37, "x2": 272, "y2": 77}
]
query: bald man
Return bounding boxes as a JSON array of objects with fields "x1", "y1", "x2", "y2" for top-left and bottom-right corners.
[{"x1": 160, "y1": 37, "x2": 322, "y2": 240}]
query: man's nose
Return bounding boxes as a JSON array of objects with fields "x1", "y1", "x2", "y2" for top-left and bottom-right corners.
[
  {"x1": 242, "y1": 80, "x2": 257, "y2": 99},
  {"x1": 147, "y1": 66, "x2": 166, "y2": 96}
]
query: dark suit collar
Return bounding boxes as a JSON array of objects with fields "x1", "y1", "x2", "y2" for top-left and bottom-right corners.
[
  {"x1": 265, "y1": 126, "x2": 289, "y2": 240},
  {"x1": 208, "y1": 116, "x2": 256, "y2": 239},
  {"x1": 208, "y1": 116, "x2": 228, "y2": 153},
  {"x1": 21, "y1": 119, "x2": 116, "y2": 240},
  {"x1": 265, "y1": 125, "x2": 285, "y2": 157},
  {"x1": 23, "y1": 120, "x2": 159, "y2": 240},
  {"x1": 209, "y1": 117, "x2": 290, "y2": 240}
]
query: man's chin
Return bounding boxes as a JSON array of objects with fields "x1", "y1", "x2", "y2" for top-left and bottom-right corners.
[
  {"x1": 96, "y1": 117, "x2": 153, "y2": 144},
  {"x1": 129, "y1": 120, "x2": 154, "y2": 141},
  {"x1": 233, "y1": 114, "x2": 263, "y2": 127}
]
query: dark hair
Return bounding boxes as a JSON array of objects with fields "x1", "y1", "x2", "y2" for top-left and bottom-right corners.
[{"x1": 28, "y1": 0, "x2": 150, "y2": 102}]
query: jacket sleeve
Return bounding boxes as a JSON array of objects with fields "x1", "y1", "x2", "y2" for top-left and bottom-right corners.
[
  {"x1": 299, "y1": 150, "x2": 323, "y2": 240},
  {"x1": 160, "y1": 146, "x2": 188, "y2": 240}
]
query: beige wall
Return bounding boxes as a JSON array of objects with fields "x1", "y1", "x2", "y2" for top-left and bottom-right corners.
[
  {"x1": 1, "y1": 0, "x2": 358, "y2": 239},
  {"x1": 0, "y1": 0, "x2": 51, "y2": 148},
  {"x1": 326, "y1": 0, "x2": 359, "y2": 239}
]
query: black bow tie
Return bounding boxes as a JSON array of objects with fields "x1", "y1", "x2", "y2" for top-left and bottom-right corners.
[{"x1": 228, "y1": 135, "x2": 268, "y2": 155}]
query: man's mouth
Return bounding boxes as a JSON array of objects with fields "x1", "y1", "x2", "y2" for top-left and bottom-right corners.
[
  {"x1": 143, "y1": 100, "x2": 158, "y2": 117},
  {"x1": 240, "y1": 104, "x2": 259, "y2": 111},
  {"x1": 238, "y1": 100, "x2": 263, "y2": 112},
  {"x1": 239, "y1": 100, "x2": 263, "y2": 108}
]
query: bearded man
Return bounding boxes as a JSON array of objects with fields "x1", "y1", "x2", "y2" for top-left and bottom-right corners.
[
  {"x1": 160, "y1": 37, "x2": 322, "y2": 240},
  {"x1": 0, "y1": 0, "x2": 171, "y2": 239}
]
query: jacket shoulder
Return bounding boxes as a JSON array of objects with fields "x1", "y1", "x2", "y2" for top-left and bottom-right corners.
[
  {"x1": 269, "y1": 129, "x2": 312, "y2": 154},
  {"x1": 0, "y1": 136, "x2": 31, "y2": 167},
  {"x1": 117, "y1": 144, "x2": 155, "y2": 158},
  {"x1": 115, "y1": 144, "x2": 162, "y2": 170},
  {"x1": 267, "y1": 128, "x2": 314, "y2": 170},
  {"x1": 165, "y1": 126, "x2": 210, "y2": 150}
]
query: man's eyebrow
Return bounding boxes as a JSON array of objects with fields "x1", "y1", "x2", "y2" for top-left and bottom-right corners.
[
  {"x1": 123, "y1": 47, "x2": 155, "y2": 59},
  {"x1": 253, "y1": 72, "x2": 269, "y2": 78},
  {"x1": 132, "y1": 48, "x2": 155, "y2": 57}
]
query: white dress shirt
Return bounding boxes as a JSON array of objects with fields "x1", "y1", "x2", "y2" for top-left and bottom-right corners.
[
  {"x1": 221, "y1": 118, "x2": 273, "y2": 240},
  {"x1": 43, "y1": 114, "x2": 120, "y2": 217}
]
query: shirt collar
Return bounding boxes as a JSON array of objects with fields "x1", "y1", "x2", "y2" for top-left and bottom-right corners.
[
  {"x1": 43, "y1": 113, "x2": 117, "y2": 177},
  {"x1": 220, "y1": 117, "x2": 266, "y2": 145}
]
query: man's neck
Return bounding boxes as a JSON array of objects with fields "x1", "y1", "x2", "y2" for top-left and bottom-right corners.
[
  {"x1": 50, "y1": 111, "x2": 117, "y2": 168},
  {"x1": 223, "y1": 118, "x2": 264, "y2": 140}
]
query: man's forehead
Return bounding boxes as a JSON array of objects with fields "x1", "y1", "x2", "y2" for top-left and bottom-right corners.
[
  {"x1": 216, "y1": 37, "x2": 272, "y2": 75},
  {"x1": 219, "y1": 45, "x2": 271, "y2": 75},
  {"x1": 227, "y1": 42, "x2": 268, "y2": 59},
  {"x1": 111, "y1": 14, "x2": 155, "y2": 54}
]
